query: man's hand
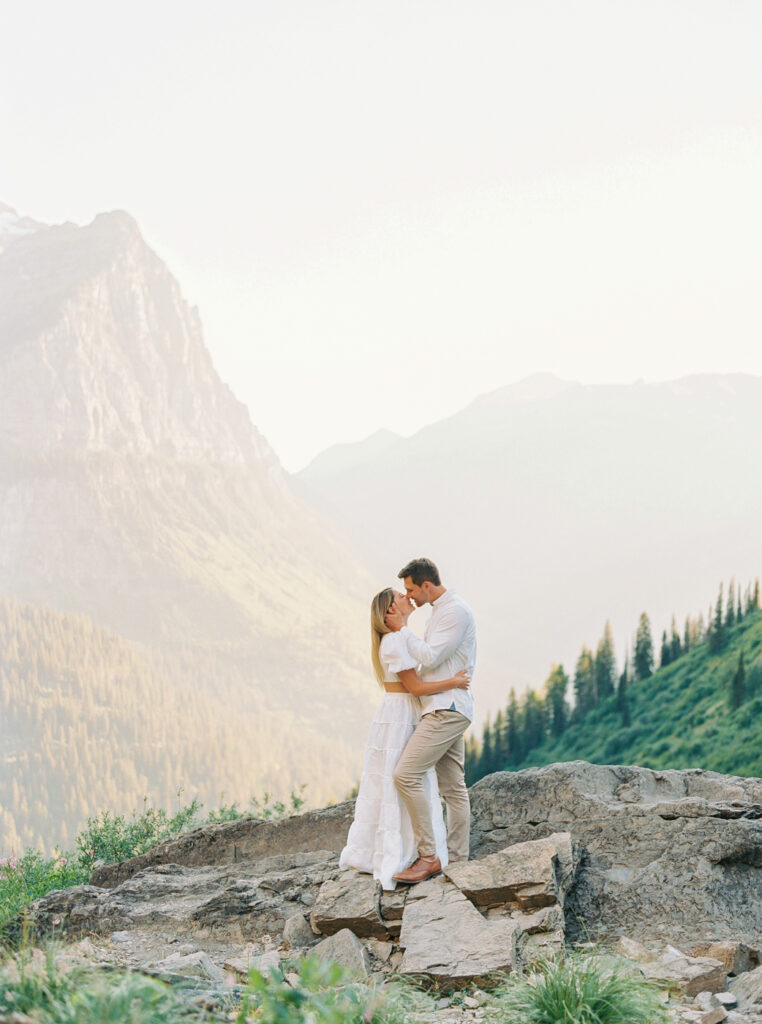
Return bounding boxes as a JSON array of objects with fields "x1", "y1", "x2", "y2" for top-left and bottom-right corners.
[{"x1": 385, "y1": 607, "x2": 404, "y2": 632}]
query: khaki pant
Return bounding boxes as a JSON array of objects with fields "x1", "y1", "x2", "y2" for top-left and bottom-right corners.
[{"x1": 393, "y1": 709, "x2": 471, "y2": 861}]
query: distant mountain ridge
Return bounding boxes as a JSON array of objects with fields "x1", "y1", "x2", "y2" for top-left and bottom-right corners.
[
  {"x1": 0, "y1": 204, "x2": 377, "y2": 846},
  {"x1": 298, "y1": 372, "x2": 762, "y2": 714}
]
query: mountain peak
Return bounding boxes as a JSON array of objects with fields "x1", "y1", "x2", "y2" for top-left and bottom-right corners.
[
  {"x1": 0, "y1": 205, "x2": 278, "y2": 468},
  {"x1": 0, "y1": 201, "x2": 45, "y2": 254}
]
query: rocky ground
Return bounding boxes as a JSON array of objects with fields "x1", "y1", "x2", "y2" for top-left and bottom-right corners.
[{"x1": 21, "y1": 762, "x2": 762, "y2": 1021}]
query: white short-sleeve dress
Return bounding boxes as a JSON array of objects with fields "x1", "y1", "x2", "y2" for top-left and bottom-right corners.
[{"x1": 339, "y1": 631, "x2": 449, "y2": 889}]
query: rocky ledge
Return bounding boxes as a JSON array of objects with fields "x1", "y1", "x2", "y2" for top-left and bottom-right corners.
[{"x1": 26, "y1": 762, "x2": 762, "y2": 1014}]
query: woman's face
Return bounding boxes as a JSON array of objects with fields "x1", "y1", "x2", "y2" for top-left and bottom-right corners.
[{"x1": 392, "y1": 591, "x2": 414, "y2": 616}]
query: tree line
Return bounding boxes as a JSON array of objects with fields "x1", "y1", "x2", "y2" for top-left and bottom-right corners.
[{"x1": 465, "y1": 578, "x2": 761, "y2": 784}]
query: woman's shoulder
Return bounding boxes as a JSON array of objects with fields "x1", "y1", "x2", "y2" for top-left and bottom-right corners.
[{"x1": 379, "y1": 631, "x2": 404, "y2": 655}]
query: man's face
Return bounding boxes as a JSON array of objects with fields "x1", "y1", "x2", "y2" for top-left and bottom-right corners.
[{"x1": 402, "y1": 576, "x2": 430, "y2": 607}]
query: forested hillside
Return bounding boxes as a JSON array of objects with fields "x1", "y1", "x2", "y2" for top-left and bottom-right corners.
[
  {"x1": 0, "y1": 599, "x2": 359, "y2": 855},
  {"x1": 466, "y1": 579, "x2": 762, "y2": 783}
]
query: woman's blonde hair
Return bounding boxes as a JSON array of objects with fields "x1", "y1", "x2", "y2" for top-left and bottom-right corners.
[{"x1": 370, "y1": 588, "x2": 396, "y2": 685}]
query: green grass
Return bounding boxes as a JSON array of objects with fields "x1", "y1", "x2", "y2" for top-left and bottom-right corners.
[
  {"x1": 487, "y1": 952, "x2": 668, "y2": 1024},
  {"x1": 0, "y1": 947, "x2": 433, "y2": 1024}
]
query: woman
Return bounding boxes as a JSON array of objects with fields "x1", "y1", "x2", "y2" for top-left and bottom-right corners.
[{"x1": 339, "y1": 587, "x2": 470, "y2": 890}]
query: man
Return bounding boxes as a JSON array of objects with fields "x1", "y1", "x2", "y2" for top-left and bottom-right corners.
[{"x1": 385, "y1": 557, "x2": 476, "y2": 883}]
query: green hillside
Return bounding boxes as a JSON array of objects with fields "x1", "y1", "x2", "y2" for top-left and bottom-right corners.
[{"x1": 467, "y1": 588, "x2": 762, "y2": 781}]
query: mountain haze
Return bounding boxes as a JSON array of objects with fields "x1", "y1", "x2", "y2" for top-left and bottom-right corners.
[
  {"x1": 0, "y1": 205, "x2": 377, "y2": 849},
  {"x1": 298, "y1": 372, "x2": 762, "y2": 714}
]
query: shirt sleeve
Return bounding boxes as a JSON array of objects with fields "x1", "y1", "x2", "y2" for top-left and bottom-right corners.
[
  {"x1": 380, "y1": 632, "x2": 417, "y2": 674},
  {"x1": 400, "y1": 604, "x2": 469, "y2": 668}
]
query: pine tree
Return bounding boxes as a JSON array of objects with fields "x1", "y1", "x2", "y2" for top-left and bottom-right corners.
[
  {"x1": 730, "y1": 652, "x2": 746, "y2": 710},
  {"x1": 505, "y1": 690, "x2": 522, "y2": 766},
  {"x1": 478, "y1": 716, "x2": 495, "y2": 778},
  {"x1": 660, "y1": 629, "x2": 671, "y2": 669},
  {"x1": 670, "y1": 617, "x2": 682, "y2": 662},
  {"x1": 493, "y1": 708, "x2": 508, "y2": 769},
  {"x1": 595, "y1": 622, "x2": 617, "y2": 700},
  {"x1": 709, "y1": 584, "x2": 726, "y2": 653},
  {"x1": 616, "y1": 657, "x2": 630, "y2": 725},
  {"x1": 726, "y1": 580, "x2": 736, "y2": 629},
  {"x1": 683, "y1": 616, "x2": 691, "y2": 653},
  {"x1": 545, "y1": 664, "x2": 570, "y2": 737},
  {"x1": 573, "y1": 646, "x2": 596, "y2": 718},
  {"x1": 634, "y1": 612, "x2": 654, "y2": 681},
  {"x1": 523, "y1": 691, "x2": 546, "y2": 753}
]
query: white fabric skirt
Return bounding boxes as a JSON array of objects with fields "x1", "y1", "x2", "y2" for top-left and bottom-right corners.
[{"x1": 339, "y1": 692, "x2": 449, "y2": 890}]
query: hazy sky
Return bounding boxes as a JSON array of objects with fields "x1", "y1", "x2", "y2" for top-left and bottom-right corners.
[{"x1": 3, "y1": 1, "x2": 761, "y2": 470}]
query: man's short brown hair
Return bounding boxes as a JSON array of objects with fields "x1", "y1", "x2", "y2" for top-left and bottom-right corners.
[{"x1": 398, "y1": 558, "x2": 441, "y2": 587}]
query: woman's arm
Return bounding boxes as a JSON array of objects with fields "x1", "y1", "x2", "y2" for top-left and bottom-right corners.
[{"x1": 396, "y1": 668, "x2": 470, "y2": 697}]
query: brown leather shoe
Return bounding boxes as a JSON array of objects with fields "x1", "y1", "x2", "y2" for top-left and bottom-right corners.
[{"x1": 393, "y1": 855, "x2": 442, "y2": 884}]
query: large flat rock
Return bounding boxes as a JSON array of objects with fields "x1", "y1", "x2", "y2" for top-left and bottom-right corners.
[
  {"x1": 444, "y1": 832, "x2": 578, "y2": 910},
  {"x1": 469, "y1": 762, "x2": 762, "y2": 946},
  {"x1": 91, "y1": 803, "x2": 355, "y2": 887},
  {"x1": 31, "y1": 851, "x2": 340, "y2": 942},
  {"x1": 398, "y1": 876, "x2": 525, "y2": 985}
]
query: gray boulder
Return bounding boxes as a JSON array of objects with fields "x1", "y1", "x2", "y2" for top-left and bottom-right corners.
[
  {"x1": 470, "y1": 762, "x2": 762, "y2": 946},
  {"x1": 312, "y1": 929, "x2": 370, "y2": 978},
  {"x1": 310, "y1": 871, "x2": 388, "y2": 938}
]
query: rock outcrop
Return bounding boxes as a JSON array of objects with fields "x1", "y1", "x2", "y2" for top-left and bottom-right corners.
[
  {"x1": 26, "y1": 761, "x2": 762, "y2": 996},
  {"x1": 470, "y1": 761, "x2": 762, "y2": 946}
]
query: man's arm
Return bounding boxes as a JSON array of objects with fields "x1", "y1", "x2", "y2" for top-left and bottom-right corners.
[{"x1": 400, "y1": 604, "x2": 469, "y2": 669}]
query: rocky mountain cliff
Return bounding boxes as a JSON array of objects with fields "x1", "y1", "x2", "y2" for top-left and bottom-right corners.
[
  {"x1": 298, "y1": 372, "x2": 762, "y2": 711},
  {"x1": 0, "y1": 205, "x2": 377, "y2": 843}
]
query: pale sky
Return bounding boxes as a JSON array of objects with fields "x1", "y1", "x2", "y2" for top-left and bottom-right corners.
[{"x1": 2, "y1": 1, "x2": 761, "y2": 470}]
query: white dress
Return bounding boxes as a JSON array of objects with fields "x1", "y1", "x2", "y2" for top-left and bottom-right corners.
[{"x1": 339, "y1": 631, "x2": 449, "y2": 889}]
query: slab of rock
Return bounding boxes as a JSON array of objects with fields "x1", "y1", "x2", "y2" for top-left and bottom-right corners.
[
  {"x1": 223, "y1": 948, "x2": 280, "y2": 979},
  {"x1": 91, "y1": 802, "x2": 355, "y2": 888},
  {"x1": 29, "y1": 851, "x2": 339, "y2": 943},
  {"x1": 282, "y1": 913, "x2": 316, "y2": 949},
  {"x1": 641, "y1": 951, "x2": 727, "y2": 997},
  {"x1": 398, "y1": 876, "x2": 525, "y2": 985},
  {"x1": 151, "y1": 950, "x2": 225, "y2": 983},
  {"x1": 617, "y1": 936, "x2": 659, "y2": 962},
  {"x1": 312, "y1": 929, "x2": 370, "y2": 978},
  {"x1": 444, "y1": 832, "x2": 578, "y2": 911},
  {"x1": 691, "y1": 942, "x2": 759, "y2": 977},
  {"x1": 379, "y1": 887, "x2": 406, "y2": 935},
  {"x1": 470, "y1": 762, "x2": 762, "y2": 947},
  {"x1": 310, "y1": 871, "x2": 387, "y2": 938},
  {"x1": 730, "y1": 965, "x2": 762, "y2": 1008}
]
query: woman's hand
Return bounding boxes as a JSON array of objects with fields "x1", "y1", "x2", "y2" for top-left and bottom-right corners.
[{"x1": 454, "y1": 669, "x2": 471, "y2": 690}]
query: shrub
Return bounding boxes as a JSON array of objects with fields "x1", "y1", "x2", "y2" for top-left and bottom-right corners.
[
  {"x1": 0, "y1": 852, "x2": 88, "y2": 938},
  {"x1": 490, "y1": 951, "x2": 668, "y2": 1024},
  {"x1": 0, "y1": 947, "x2": 203, "y2": 1023}
]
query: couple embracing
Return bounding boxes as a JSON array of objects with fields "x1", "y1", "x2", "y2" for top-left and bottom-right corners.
[{"x1": 340, "y1": 557, "x2": 476, "y2": 889}]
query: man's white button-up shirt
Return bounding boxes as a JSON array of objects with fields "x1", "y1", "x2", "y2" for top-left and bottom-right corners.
[{"x1": 400, "y1": 589, "x2": 476, "y2": 721}]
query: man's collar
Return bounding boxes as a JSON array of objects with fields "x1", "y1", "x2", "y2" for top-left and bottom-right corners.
[{"x1": 432, "y1": 589, "x2": 454, "y2": 608}]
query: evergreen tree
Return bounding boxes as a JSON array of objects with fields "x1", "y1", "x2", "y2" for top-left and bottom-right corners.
[
  {"x1": 660, "y1": 629, "x2": 671, "y2": 669},
  {"x1": 683, "y1": 616, "x2": 691, "y2": 653},
  {"x1": 505, "y1": 690, "x2": 522, "y2": 766},
  {"x1": 492, "y1": 708, "x2": 508, "y2": 769},
  {"x1": 464, "y1": 735, "x2": 481, "y2": 785},
  {"x1": 730, "y1": 652, "x2": 746, "y2": 711},
  {"x1": 595, "y1": 622, "x2": 617, "y2": 701},
  {"x1": 523, "y1": 691, "x2": 546, "y2": 753},
  {"x1": 544, "y1": 664, "x2": 570, "y2": 737},
  {"x1": 737, "y1": 588, "x2": 743, "y2": 624},
  {"x1": 634, "y1": 612, "x2": 654, "y2": 681},
  {"x1": 670, "y1": 617, "x2": 682, "y2": 662},
  {"x1": 478, "y1": 715, "x2": 495, "y2": 778},
  {"x1": 709, "y1": 584, "x2": 726, "y2": 653},
  {"x1": 754, "y1": 579, "x2": 760, "y2": 612},
  {"x1": 615, "y1": 657, "x2": 630, "y2": 725},
  {"x1": 726, "y1": 580, "x2": 736, "y2": 629},
  {"x1": 573, "y1": 646, "x2": 596, "y2": 718}
]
